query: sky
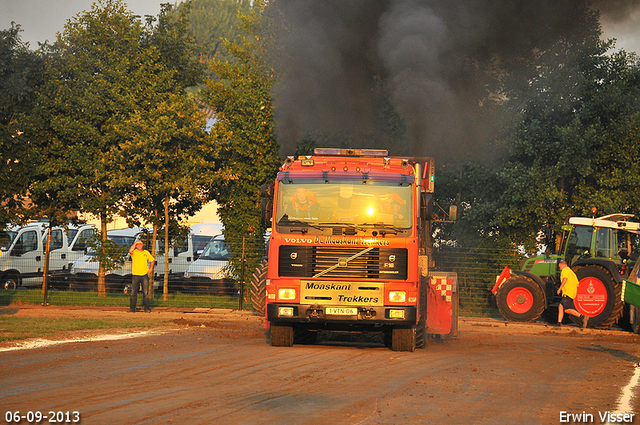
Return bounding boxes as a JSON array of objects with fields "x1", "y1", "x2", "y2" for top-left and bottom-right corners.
[
  {"x1": 1, "y1": 0, "x2": 164, "y2": 47},
  {"x1": 1, "y1": 0, "x2": 640, "y2": 52}
]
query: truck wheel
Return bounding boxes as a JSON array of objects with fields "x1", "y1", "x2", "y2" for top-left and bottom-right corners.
[
  {"x1": 1, "y1": 273, "x2": 20, "y2": 290},
  {"x1": 270, "y1": 323, "x2": 294, "y2": 347},
  {"x1": 250, "y1": 261, "x2": 267, "y2": 316},
  {"x1": 391, "y1": 326, "x2": 415, "y2": 352},
  {"x1": 631, "y1": 305, "x2": 640, "y2": 335},
  {"x1": 574, "y1": 266, "x2": 623, "y2": 329},
  {"x1": 495, "y1": 276, "x2": 545, "y2": 322}
]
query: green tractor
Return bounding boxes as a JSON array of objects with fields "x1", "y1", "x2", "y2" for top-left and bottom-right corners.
[{"x1": 492, "y1": 214, "x2": 640, "y2": 330}]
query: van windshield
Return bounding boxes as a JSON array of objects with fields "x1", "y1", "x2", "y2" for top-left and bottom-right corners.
[
  {"x1": 0, "y1": 230, "x2": 17, "y2": 251},
  {"x1": 199, "y1": 237, "x2": 230, "y2": 260}
]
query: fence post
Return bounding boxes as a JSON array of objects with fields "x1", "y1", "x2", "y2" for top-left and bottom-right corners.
[
  {"x1": 239, "y1": 237, "x2": 246, "y2": 310},
  {"x1": 42, "y1": 226, "x2": 52, "y2": 306}
]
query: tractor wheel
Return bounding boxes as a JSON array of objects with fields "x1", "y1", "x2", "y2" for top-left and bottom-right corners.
[
  {"x1": 250, "y1": 261, "x2": 267, "y2": 317},
  {"x1": 391, "y1": 326, "x2": 416, "y2": 352},
  {"x1": 574, "y1": 266, "x2": 623, "y2": 329},
  {"x1": 629, "y1": 305, "x2": 640, "y2": 334},
  {"x1": 495, "y1": 276, "x2": 545, "y2": 322},
  {"x1": 270, "y1": 323, "x2": 294, "y2": 347}
]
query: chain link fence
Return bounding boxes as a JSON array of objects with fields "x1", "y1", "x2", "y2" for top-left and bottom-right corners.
[{"x1": 2, "y1": 243, "x2": 523, "y2": 317}]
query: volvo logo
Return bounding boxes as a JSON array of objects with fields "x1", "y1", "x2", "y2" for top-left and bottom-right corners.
[
  {"x1": 290, "y1": 252, "x2": 298, "y2": 260},
  {"x1": 389, "y1": 255, "x2": 396, "y2": 262}
]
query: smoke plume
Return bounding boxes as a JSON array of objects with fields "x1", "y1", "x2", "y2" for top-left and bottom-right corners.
[{"x1": 270, "y1": 0, "x2": 640, "y2": 160}]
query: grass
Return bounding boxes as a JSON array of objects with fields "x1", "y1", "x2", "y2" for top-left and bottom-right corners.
[
  {"x1": 0, "y1": 316, "x2": 169, "y2": 343},
  {"x1": 0, "y1": 289, "x2": 254, "y2": 343},
  {"x1": 0, "y1": 289, "x2": 253, "y2": 310}
]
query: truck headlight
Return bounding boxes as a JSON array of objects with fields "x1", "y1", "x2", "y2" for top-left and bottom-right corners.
[
  {"x1": 278, "y1": 288, "x2": 296, "y2": 300},
  {"x1": 388, "y1": 291, "x2": 406, "y2": 303}
]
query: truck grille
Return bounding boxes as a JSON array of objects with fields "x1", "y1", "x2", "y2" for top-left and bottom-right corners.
[{"x1": 279, "y1": 246, "x2": 408, "y2": 280}]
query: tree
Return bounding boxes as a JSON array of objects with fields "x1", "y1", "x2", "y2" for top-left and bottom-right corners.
[
  {"x1": 204, "y1": 1, "x2": 280, "y2": 287},
  {"x1": 27, "y1": 0, "x2": 189, "y2": 296},
  {"x1": 175, "y1": 0, "x2": 251, "y2": 62},
  {"x1": 439, "y1": 6, "x2": 640, "y2": 251},
  {"x1": 0, "y1": 23, "x2": 44, "y2": 227},
  {"x1": 116, "y1": 2, "x2": 209, "y2": 300}
]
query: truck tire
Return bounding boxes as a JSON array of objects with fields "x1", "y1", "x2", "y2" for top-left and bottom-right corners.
[
  {"x1": 270, "y1": 323, "x2": 294, "y2": 347},
  {"x1": 495, "y1": 276, "x2": 545, "y2": 322},
  {"x1": 631, "y1": 305, "x2": 640, "y2": 335},
  {"x1": 415, "y1": 278, "x2": 427, "y2": 349},
  {"x1": 574, "y1": 265, "x2": 623, "y2": 329},
  {"x1": 251, "y1": 261, "x2": 267, "y2": 316},
  {"x1": 391, "y1": 326, "x2": 416, "y2": 352}
]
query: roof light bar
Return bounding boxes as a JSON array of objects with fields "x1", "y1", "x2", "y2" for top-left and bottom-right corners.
[{"x1": 313, "y1": 148, "x2": 389, "y2": 157}]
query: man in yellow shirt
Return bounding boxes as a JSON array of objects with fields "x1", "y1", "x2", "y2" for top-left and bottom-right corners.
[
  {"x1": 129, "y1": 240, "x2": 154, "y2": 313},
  {"x1": 556, "y1": 261, "x2": 588, "y2": 328}
]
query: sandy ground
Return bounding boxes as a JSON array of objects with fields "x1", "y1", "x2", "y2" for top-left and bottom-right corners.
[{"x1": 1, "y1": 305, "x2": 639, "y2": 425}]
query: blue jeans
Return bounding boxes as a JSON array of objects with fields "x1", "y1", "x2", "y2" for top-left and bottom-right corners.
[{"x1": 130, "y1": 274, "x2": 150, "y2": 311}]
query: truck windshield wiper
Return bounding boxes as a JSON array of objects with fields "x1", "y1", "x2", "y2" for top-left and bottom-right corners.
[{"x1": 278, "y1": 216, "x2": 323, "y2": 233}]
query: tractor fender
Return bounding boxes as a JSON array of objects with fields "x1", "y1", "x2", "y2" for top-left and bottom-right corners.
[
  {"x1": 511, "y1": 271, "x2": 549, "y2": 307},
  {"x1": 570, "y1": 259, "x2": 622, "y2": 283}
]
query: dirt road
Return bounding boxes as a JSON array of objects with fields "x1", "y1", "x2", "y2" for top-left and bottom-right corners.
[{"x1": 1, "y1": 306, "x2": 639, "y2": 425}]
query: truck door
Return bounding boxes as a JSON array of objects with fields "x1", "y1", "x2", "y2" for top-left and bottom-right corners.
[{"x1": 10, "y1": 228, "x2": 43, "y2": 286}]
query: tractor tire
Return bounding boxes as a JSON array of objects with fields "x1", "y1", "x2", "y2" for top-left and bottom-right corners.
[
  {"x1": 250, "y1": 261, "x2": 267, "y2": 317},
  {"x1": 270, "y1": 323, "x2": 294, "y2": 347},
  {"x1": 391, "y1": 326, "x2": 416, "y2": 352},
  {"x1": 495, "y1": 276, "x2": 545, "y2": 322},
  {"x1": 574, "y1": 265, "x2": 623, "y2": 329}
]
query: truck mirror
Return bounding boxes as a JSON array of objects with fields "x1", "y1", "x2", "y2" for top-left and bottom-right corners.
[
  {"x1": 420, "y1": 193, "x2": 433, "y2": 222},
  {"x1": 261, "y1": 198, "x2": 273, "y2": 227},
  {"x1": 260, "y1": 183, "x2": 274, "y2": 198},
  {"x1": 449, "y1": 205, "x2": 457, "y2": 221}
]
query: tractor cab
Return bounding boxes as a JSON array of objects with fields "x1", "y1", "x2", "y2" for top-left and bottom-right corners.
[{"x1": 563, "y1": 215, "x2": 640, "y2": 277}]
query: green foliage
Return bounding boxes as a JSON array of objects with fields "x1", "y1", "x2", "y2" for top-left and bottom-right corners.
[
  {"x1": 0, "y1": 23, "x2": 45, "y2": 226},
  {"x1": 204, "y1": 1, "x2": 280, "y2": 282},
  {"x1": 438, "y1": 7, "x2": 640, "y2": 252},
  {"x1": 86, "y1": 231, "x2": 128, "y2": 273},
  {"x1": 175, "y1": 0, "x2": 251, "y2": 62}
]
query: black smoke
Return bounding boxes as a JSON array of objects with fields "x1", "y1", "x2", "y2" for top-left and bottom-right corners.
[{"x1": 269, "y1": 0, "x2": 640, "y2": 160}]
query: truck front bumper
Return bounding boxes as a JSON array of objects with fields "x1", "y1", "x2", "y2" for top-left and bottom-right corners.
[{"x1": 267, "y1": 303, "x2": 416, "y2": 326}]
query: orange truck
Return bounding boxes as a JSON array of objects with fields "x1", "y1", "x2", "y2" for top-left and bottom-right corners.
[{"x1": 255, "y1": 148, "x2": 457, "y2": 351}]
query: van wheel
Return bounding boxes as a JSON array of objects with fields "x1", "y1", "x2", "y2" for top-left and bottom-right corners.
[{"x1": 2, "y1": 274, "x2": 20, "y2": 290}]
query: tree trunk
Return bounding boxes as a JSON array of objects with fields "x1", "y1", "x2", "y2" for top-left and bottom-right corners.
[
  {"x1": 98, "y1": 216, "x2": 107, "y2": 297},
  {"x1": 150, "y1": 219, "x2": 158, "y2": 300},
  {"x1": 164, "y1": 196, "x2": 170, "y2": 301}
]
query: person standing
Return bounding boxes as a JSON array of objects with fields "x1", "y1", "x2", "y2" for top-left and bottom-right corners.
[
  {"x1": 555, "y1": 260, "x2": 588, "y2": 328},
  {"x1": 129, "y1": 239, "x2": 154, "y2": 313}
]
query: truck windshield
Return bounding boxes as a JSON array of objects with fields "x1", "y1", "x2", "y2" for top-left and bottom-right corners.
[{"x1": 276, "y1": 180, "x2": 413, "y2": 235}]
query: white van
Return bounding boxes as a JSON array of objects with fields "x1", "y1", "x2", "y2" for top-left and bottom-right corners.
[
  {"x1": 0, "y1": 223, "x2": 96, "y2": 289},
  {"x1": 183, "y1": 234, "x2": 234, "y2": 294},
  {"x1": 69, "y1": 223, "x2": 222, "y2": 292}
]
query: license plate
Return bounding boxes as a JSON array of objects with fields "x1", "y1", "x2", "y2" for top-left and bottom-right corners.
[{"x1": 326, "y1": 307, "x2": 358, "y2": 316}]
